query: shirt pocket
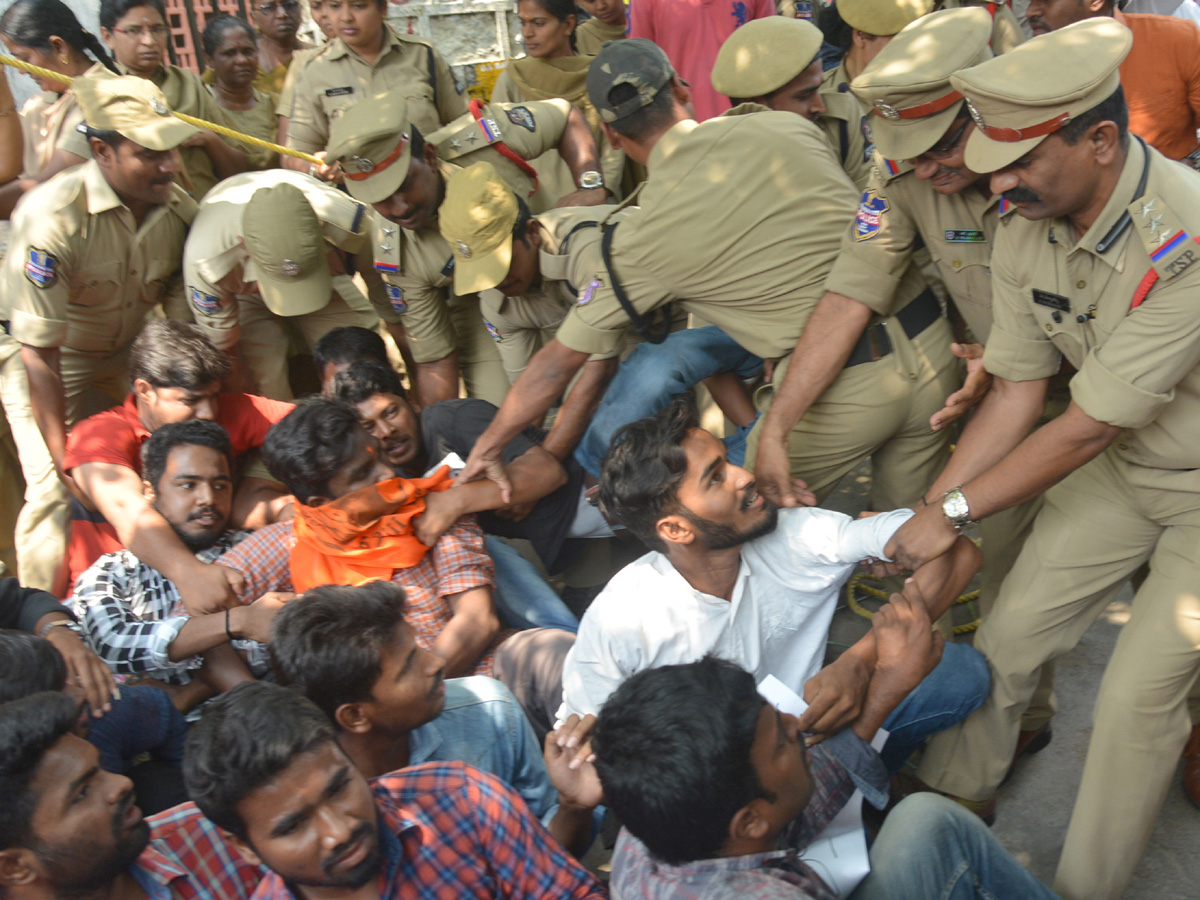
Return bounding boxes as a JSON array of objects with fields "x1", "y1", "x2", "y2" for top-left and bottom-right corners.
[
  {"x1": 142, "y1": 258, "x2": 177, "y2": 305},
  {"x1": 318, "y1": 86, "x2": 358, "y2": 122},
  {"x1": 72, "y1": 261, "x2": 121, "y2": 308},
  {"x1": 397, "y1": 81, "x2": 439, "y2": 134}
]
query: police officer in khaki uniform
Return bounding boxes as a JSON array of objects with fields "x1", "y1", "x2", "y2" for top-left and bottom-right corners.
[
  {"x1": 710, "y1": 16, "x2": 873, "y2": 188},
  {"x1": 934, "y1": 0, "x2": 1026, "y2": 52},
  {"x1": 754, "y1": 9, "x2": 1056, "y2": 742},
  {"x1": 884, "y1": 20, "x2": 1200, "y2": 899},
  {"x1": 457, "y1": 39, "x2": 957, "y2": 515},
  {"x1": 822, "y1": 0, "x2": 932, "y2": 95},
  {"x1": 323, "y1": 93, "x2": 609, "y2": 408},
  {"x1": 183, "y1": 169, "x2": 377, "y2": 399},
  {"x1": 0, "y1": 74, "x2": 196, "y2": 589}
]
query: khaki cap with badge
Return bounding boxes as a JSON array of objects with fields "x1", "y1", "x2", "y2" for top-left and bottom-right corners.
[
  {"x1": 850, "y1": 7, "x2": 993, "y2": 161},
  {"x1": 241, "y1": 183, "x2": 332, "y2": 316},
  {"x1": 839, "y1": 0, "x2": 934, "y2": 36},
  {"x1": 710, "y1": 17, "x2": 824, "y2": 101},
  {"x1": 951, "y1": 17, "x2": 1133, "y2": 172},
  {"x1": 325, "y1": 93, "x2": 413, "y2": 204},
  {"x1": 587, "y1": 38, "x2": 676, "y2": 124},
  {"x1": 438, "y1": 162, "x2": 519, "y2": 295},
  {"x1": 72, "y1": 73, "x2": 199, "y2": 151}
]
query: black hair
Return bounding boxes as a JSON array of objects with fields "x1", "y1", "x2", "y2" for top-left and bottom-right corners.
[
  {"x1": 0, "y1": 0, "x2": 119, "y2": 73},
  {"x1": 202, "y1": 13, "x2": 256, "y2": 59},
  {"x1": 819, "y1": 1, "x2": 853, "y2": 52},
  {"x1": 0, "y1": 631, "x2": 67, "y2": 704},
  {"x1": 140, "y1": 419, "x2": 234, "y2": 490},
  {"x1": 183, "y1": 681, "x2": 335, "y2": 842},
  {"x1": 261, "y1": 398, "x2": 365, "y2": 504},
  {"x1": 409, "y1": 123, "x2": 426, "y2": 163},
  {"x1": 512, "y1": 193, "x2": 533, "y2": 245},
  {"x1": 605, "y1": 80, "x2": 677, "y2": 141},
  {"x1": 598, "y1": 396, "x2": 698, "y2": 552},
  {"x1": 270, "y1": 581, "x2": 409, "y2": 723},
  {"x1": 99, "y1": 0, "x2": 166, "y2": 31},
  {"x1": 312, "y1": 326, "x2": 389, "y2": 376},
  {"x1": 331, "y1": 358, "x2": 408, "y2": 407},
  {"x1": 127, "y1": 320, "x2": 232, "y2": 392},
  {"x1": 84, "y1": 126, "x2": 126, "y2": 149},
  {"x1": 0, "y1": 692, "x2": 81, "y2": 852},
  {"x1": 591, "y1": 656, "x2": 770, "y2": 865},
  {"x1": 1059, "y1": 85, "x2": 1129, "y2": 149}
]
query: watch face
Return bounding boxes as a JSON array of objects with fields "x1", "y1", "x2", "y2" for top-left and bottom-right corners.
[
  {"x1": 579, "y1": 171, "x2": 603, "y2": 190},
  {"x1": 944, "y1": 491, "x2": 969, "y2": 520}
]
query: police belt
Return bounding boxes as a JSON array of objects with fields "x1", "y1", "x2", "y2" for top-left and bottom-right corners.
[{"x1": 844, "y1": 288, "x2": 941, "y2": 368}]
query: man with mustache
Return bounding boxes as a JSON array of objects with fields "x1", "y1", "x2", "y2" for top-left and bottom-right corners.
[
  {"x1": 0, "y1": 690, "x2": 264, "y2": 900},
  {"x1": 752, "y1": 8, "x2": 1060, "y2": 769},
  {"x1": 0, "y1": 74, "x2": 195, "y2": 595},
  {"x1": 1024, "y1": 0, "x2": 1200, "y2": 164},
  {"x1": 556, "y1": 399, "x2": 989, "y2": 779},
  {"x1": 70, "y1": 419, "x2": 291, "y2": 715},
  {"x1": 885, "y1": 20, "x2": 1200, "y2": 899},
  {"x1": 184, "y1": 681, "x2": 606, "y2": 900}
]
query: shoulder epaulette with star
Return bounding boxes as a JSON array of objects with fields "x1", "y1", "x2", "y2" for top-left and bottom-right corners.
[
  {"x1": 871, "y1": 152, "x2": 912, "y2": 184},
  {"x1": 1131, "y1": 195, "x2": 1200, "y2": 281}
]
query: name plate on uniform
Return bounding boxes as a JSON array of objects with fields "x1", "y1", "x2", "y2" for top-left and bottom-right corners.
[
  {"x1": 944, "y1": 229, "x2": 985, "y2": 243},
  {"x1": 1032, "y1": 289, "x2": 1070, "y2": 312},
  {"x1": 325, "y1": 86, "x2": 354, "y2": 97}
]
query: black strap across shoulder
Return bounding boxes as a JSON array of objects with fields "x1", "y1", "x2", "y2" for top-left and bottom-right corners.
[{"x1": 599, "y1": 222, "x2": 672, "y2": 344}]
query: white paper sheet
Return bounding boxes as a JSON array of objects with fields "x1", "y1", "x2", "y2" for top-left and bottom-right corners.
[{"x1": 757, "y1": 675, "x2": 888, "y2": 898}]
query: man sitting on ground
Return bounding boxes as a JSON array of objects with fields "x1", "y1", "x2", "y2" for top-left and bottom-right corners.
[
  {"x1": 71, "y1": 421, "x2": 292, "y2": 717},
  {"x1": 183, "y1": 682, "x2": 606, "y2": 900},
  {"x1": 215, "y1": 399, "x2": 573, "y2": 737},
  {"x1": 0, "y1": 691, "x2": 263, "y2": 900},
  {"x1": 269, "y1": 581, "x2": 600, "y2": 858},
  {"x1": 560, "y1": 399, "x2": 988, "y2": 774},
  {"x1": 64, "y1": 320, "x2": 293, "y2": 610},
  {"x1": 591, "y1": 654, "x2": 1061, "y2": 900}
]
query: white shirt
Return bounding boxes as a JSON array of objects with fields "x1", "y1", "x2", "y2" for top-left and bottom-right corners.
[{"x1": 557, "y1": 506, "x2": 913, "y2": 723}]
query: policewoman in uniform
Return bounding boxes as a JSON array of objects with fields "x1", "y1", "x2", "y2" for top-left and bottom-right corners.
[
  {"x1": 323, "y1": 93, "x2": 608, "y2": 408},
  {"x1": 884, "y1": 21, "x2": 1200, "y2": 899},
  {"x1": 457, "y1": 39, "x2": 956, "y2": 515},
  {"x1": 0, "y1": 74, "x2": 196, "y2": 590},
  {"x1": 821, "y1": 0, "x2": 932, "y2": 95},
  {"x1": 183, "y1": 169, "x2": 377, "y2": 399}
]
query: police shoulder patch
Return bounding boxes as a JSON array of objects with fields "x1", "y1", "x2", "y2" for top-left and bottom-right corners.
[
  {"x1": 853, "y1": 189, "x2": 889, "y2": 242},
  {"x1": 505, "y1": 105, "x2": 536, "y2": 132},
  {"x1": 484, "y1": 319, "x2": 502, "y2": 341},
  {"x1": 578, "y1": 277, "x2": 603, "y2": 305},
  {"x1": 385, "y1": 283, "x2": 406, "y2": 314},
  {"x1": 189, "y1": 286, "x2": 220, "y2": 315},
  {"x1": 24, "y1": 248, "x2": 57, "y2": 288}
]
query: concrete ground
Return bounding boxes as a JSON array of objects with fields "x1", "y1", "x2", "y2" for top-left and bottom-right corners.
[{"x1": 822, "y1": 470, "x2": 1200, "y2": 900}]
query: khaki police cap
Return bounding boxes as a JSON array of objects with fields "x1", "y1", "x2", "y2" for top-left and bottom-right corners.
[
  {"x1": 326, "y1": 93, "x2": 413, "y2": 204},
  {"x1": 951, "y1": 17, "x2": 1132, "y2": 172},
  {"x1": 439, "y1": 162, "x2": 519, "y2": 295},
  {"x1": 242, "y1": 184, "x2": 331, "y2": 317},
  {"x1": 839, "y1": 0, "x2": 933, "y2": 37},
  {"x1": 588, "y1": 38, "x2": 676, "y2": 124},
  {"x1": 711, "y1": 17, "x2": 824, "y2": 101},
  {"x1": 851, "y1": 8, "x2": 993, "y2": 160},
  {"x1": 73, "y1": 73, "x2": 198, "y2": 151}
]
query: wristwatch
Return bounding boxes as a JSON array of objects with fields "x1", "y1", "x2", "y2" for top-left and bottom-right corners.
[
  {"x1": 578, "y1": 170, "x2": 604, "y2": 191},
  {"x1": 941, "y1": 486, "x2": 976, "y2": 531}
]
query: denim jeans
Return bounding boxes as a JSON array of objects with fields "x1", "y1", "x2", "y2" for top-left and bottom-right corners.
[
  {"x1": 87, "y1": 684, "x2": 188, "y2": 773},
  {"x1": 573, "y1": 326, "x2": 762, "y2": 478},
  {"x1": 879, "y1": 642, "x2": 990, "y2": 774},
  {"x1": 854, "y1": 793, "x2": 1060, "y2": 900},
  {"x1": 487, "y1": 536, "x2": 579, "y2": 633}
]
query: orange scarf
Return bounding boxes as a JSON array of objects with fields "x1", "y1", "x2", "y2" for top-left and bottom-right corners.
[{"x1": 289, "y1": 468, "x2": 453, "y2": 593}]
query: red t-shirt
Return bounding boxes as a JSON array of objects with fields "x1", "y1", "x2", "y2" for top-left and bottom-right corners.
[{"x1": 62, "y1": 392, "x2": 294, "y2": 591}]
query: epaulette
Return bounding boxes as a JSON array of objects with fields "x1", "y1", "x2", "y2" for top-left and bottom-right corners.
[
  {"x1": 169, "y1": 186, "x2": 199, "y2": 226},
  {"x1": 871, "y1": 151, "x2": 912, "y2": 184},
  {"x1": 997, "y1": 195, "x2": 1019, "y2": 217},
  {"x1": 1131, "y1": 194, "x2": 1200, "y2": 281},
  {"x1": 820, "y1": 90, "x2": 860, "y2": 124},
  {"x1": 432, "y1": 105, "x2": 508, "y2": 162},
  {"x1": 372, "y1": 219, "x2": 406, "y2": 313}
]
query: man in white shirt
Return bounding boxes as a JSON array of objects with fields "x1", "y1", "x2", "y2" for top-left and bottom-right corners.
[{"x1": 559, "y1": 398, "x2": 989, "y2": 774}]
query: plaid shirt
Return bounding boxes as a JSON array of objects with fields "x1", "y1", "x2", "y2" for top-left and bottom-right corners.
[
  {"x1": 215, "y1": 517, "x2": 507, "y2": 676},
  {"x1": 138, "y1": 802, "x2": 264, "y2": 900},
  {"x1": 251, "y1": 763, "x2": 606, "y2": 900},
  {"x1": 611, "y1": 731, "x2": 889, "y2": 900},
  {"x1": 69, "y1": 532, "x2": 270, "y2": 687}
]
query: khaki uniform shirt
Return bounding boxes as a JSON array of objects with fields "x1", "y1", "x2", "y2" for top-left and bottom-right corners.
[
  {"x1": 936, "y1": 0, "x2": 1026, "y2": 53},
  {"x1": 817, "y1": 91, "x2": 874, "y2": 189},
  {"x1": 555, "y1": 106, "x2": 928, "y2": 360},
  {"x1": 284, "y1": 28, "x2": 466, "y2": 154},
  {"x1": 826, "y1": 157, "x2": 1018, "y2": 342},
  {"x1": 206, "y1": 86, "x2": 279, "y2": 170},
  {"x1": 183, "y1": 169, "x2": 372, "y2": 351},
  {"x1": 370, "y1": 99, "x2": 572, "y2": 362},
  {"x1": 983, "y1": 139, "x2": 1200, "y2": 470},
  {"x1": 276, "y1": 46, "x2": 321, "y2": 116},
  {"x1": 19, "y1": 83, "x2": 93, "y2": 177},
  {"x1": 1, "y1": 161, "x2": 194, "y2": 354}
]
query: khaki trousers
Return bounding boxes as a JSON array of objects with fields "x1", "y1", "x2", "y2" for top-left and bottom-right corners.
[
  {"x1": 746, "y1": 316, "x2": 958, "y2": 510},
  {"x1": 916, "y1": 448, "x2": 1200, "y2": 900}
]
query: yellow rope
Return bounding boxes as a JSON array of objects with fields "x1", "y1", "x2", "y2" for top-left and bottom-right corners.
[
  {"x1": 846, "y1": 572, "x2": 982, "y2": 635},
  {"x1": 0, "y1": 54, "x2": 321, "y2": 164}
]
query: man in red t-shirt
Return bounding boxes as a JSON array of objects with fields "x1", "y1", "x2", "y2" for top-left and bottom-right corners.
[{"x1": 63, "y1": 320, "x2": 293, "y2": 610}]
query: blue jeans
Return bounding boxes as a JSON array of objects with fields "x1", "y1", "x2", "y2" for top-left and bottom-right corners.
[
  {"x1": 879, "y1": 642, "x2": 990, "y2": 774},
  {"x1": 573, "y1": 326, "x2": 762, "y2": 478},
  {"x1": 486, "y1": 536, "x2": 579, "y2": 633},
  {"x1": 87, "y1": 684, "x2": 189, "y2": 773},
  {"x1": 854, "y1": 793, "x2": 1060, "y2": 900}
]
